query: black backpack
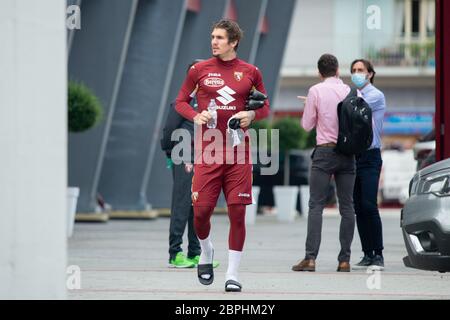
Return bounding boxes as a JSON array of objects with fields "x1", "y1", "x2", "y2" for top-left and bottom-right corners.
[{"x1": 335, "y1": 88, "x2": 373, "y2": 155}]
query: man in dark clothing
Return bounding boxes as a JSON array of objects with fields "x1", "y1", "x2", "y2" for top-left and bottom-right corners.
[
  {"x1": 161, "y1": 99, "x2": 199, "y2": 268},
  {"x1": 161, "y1": 60, "x2": 219, "y2": 268},
  {"x1": 350, "y1": 59, "x2": 386, "y2": 271}
]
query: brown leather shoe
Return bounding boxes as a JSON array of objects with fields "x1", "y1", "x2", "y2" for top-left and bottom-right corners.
[
  {"x1": 337, "y1": 261, "x2": 351, "y2": 272},
  {"x1": 292, "y1": 259, "x2": 315, "y2": 272}
]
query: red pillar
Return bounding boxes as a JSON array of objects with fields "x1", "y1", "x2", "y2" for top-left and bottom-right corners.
[{"x1": 435, "y1": 0, "x2": 450, "y2": 160}]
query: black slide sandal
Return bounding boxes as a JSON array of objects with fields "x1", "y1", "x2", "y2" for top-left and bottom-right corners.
[
  {"x1": 197, "y1": 250, "x2": 214, "y2": 285},
  {"x1": 225, "y1": 279, "x2": 242, "y2": 292}
]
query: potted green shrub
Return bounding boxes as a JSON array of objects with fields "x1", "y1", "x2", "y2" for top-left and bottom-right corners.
[
  {"x1": 67, "y1": 81, "x2": 103, "y2": 236},
  {"x1": 271, "y1": 117, "x2": 305, "y2": 222},
  {"x1": 272, "y1": 117, "x2": 306, "y2": 186},
  {"x1": 68, "y1": 81, "x2": 103, "y2": 132}
]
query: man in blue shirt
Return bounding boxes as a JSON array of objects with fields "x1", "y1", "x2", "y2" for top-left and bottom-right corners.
[{"x1": 350, "y1": 59, "x2": 386, "y2": 270}]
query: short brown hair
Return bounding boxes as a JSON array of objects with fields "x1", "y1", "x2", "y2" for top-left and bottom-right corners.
[
  {"x1": 211, "y1": 19, "x2": 243, "y2": 51},
  {"x1": 317, "y1": 54, "x2": 339, "y2": 77},
  {"x1": 350, "y1": 59, "x2": 376, "y2": 84}
]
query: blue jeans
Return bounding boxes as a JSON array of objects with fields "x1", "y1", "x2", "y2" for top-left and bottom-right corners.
[{"x1": 353, "y1": 148, "x2": 383, "y2": 256}]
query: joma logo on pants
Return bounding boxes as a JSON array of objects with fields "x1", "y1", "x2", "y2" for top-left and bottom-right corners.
[{"x1": 238, "y1": 193, "x2": 250, "y2": 198}]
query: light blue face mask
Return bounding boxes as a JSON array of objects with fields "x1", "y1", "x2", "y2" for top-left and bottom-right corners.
[{"x1": 351, "y1": 73, "x2": 368, "y2": 88}]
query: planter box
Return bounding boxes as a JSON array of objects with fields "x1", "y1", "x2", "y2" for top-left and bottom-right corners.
[
  {"x1": 245, "y1": 186, "x2": 260, "y2": 225},
  {"x1": 299, "y1": 185, "x2": 310, "y2": 216},
  {"x1": 67, "y1": 187, "x2": 80, "y2": 237},
  {"x1": 274, "y1": 186, "x2": 299, "y2": 222}
]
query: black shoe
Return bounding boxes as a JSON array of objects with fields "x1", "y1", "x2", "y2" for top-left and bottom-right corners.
[
  {"x1": 197, "y1": 249, "x2": 214, "y2": 285},
  {"x1": 352, "y1": 255, "x2": 373, "y2": 270},
  {"x1": 225, "y1": 279, "x2": 242, "y2": 292},
  {"x1": 369, "y1": 255, "x2": 385, "y2": 271}
]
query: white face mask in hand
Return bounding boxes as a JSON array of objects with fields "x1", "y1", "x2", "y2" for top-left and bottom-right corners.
[{"x1": 227, "y1": 116, "x2": 244, "y2": 148}]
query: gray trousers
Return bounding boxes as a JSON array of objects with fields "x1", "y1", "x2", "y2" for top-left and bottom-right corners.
[
  {"x1": 169, "y1": 163, "x2": 200, "y2": 261},
  {"x1": 305, "y1": 146, "x2": 356, "y2": 262}
]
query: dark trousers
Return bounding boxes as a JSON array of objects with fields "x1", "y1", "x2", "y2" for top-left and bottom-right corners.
[
  {"x1": 305, "y1": 147, "x2": 356, "y2": 262},
  {"x1": 169, "y1": 163, "x2": 200, "y2": 261},
  {"x1": 353, "y1": 148, "x2": 384, "y2": 256}
]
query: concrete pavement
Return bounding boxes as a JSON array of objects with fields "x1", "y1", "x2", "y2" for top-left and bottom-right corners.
[{"x1": 68, "y1": 209, "x2": 450, "y2": 300}]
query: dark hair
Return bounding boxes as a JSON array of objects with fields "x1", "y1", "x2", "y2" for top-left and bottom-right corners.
[
  {"x1": 186, "y1": 59, "x2": 204, "y2": 73},
  {"x1": 211, "y1": 19, "x2": 243, "y2": 51},
  {"x1": 350, "y1": 59, "x2": 376, "y2": 84},
  {"x1": 317, "y1": 54, "x2": 339, "y2": 77}
]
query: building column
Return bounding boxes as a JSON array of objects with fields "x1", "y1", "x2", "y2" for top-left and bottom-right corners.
[
  {"x1": 419, "y1": 0, "x2": 427, "y2": 43},
  {"x1": 404, "y1": 0, "x2": 412, "y2": 61},
  {"x1": 0, "y1": 0, "x2": 67, "y2": 298}
]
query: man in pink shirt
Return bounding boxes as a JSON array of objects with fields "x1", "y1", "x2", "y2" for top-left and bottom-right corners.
[{"x1": 292, "y1": 54, "x2": 356, "y2": 272}]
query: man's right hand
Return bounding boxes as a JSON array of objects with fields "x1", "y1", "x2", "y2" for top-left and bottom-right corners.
[{"x1": 193, "y1": 110, "x2": 212, "y2": 125}]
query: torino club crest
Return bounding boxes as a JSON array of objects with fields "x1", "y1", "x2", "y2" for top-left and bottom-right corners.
[{"x1": 234, "y1": 72, "x2": 243, "y2": 81}]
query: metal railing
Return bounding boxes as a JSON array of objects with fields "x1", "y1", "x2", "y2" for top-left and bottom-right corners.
[{"x1": 365, "y1": 37, "x2": 435, "y2": 67}]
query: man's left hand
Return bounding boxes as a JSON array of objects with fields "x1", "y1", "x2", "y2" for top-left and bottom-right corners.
[{"x1": 233, "y1": 111, "x2": 255, "y2": 128}]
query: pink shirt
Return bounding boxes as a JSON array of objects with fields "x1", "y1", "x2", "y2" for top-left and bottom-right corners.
[{"x1": 301, "y1": 77, "x2": 350, "y2": 145}]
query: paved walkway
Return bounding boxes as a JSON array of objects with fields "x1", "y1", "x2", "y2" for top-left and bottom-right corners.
[{"x1": 68, "y1": 209, "x2": 450, "y2": 300}]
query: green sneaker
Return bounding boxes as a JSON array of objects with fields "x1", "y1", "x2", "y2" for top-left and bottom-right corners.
[
  {"x1": 187, "y1": 255, "x2": 220, "y2": 268},
  {"x1": 168, "y1": 252, "x2": 195, "y2": 268}
]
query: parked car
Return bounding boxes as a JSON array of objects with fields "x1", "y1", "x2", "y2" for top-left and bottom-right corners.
[
  {"x1": 401, "y1": 157, "x2": 450, "y2": 273},
  {"x1": 418, "y1": 149, "x2": 436, "y2": 170},
  {"x1": 413, "y1": 129, "x2": 436, "y2": 171},
  {"x1": 380, "y1": 149, "x2": 416, "y2": 204}
]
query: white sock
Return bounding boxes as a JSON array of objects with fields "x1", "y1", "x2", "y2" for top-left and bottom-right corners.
[
  {"x1": 226, "y1": 250, "x2": 242, "y2": 288},
  {"x1": 198, "y1": 235, "x2": 214, "y2": 265}
]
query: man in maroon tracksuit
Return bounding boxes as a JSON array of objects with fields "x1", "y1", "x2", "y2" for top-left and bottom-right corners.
[{"x1": 175, "y1": 19, "x2": 269, "y2": 292}]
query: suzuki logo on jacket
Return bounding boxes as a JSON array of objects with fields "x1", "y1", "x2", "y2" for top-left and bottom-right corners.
[{"x1": 216, "y1": 86, "x2": 236, "y2": 105}]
